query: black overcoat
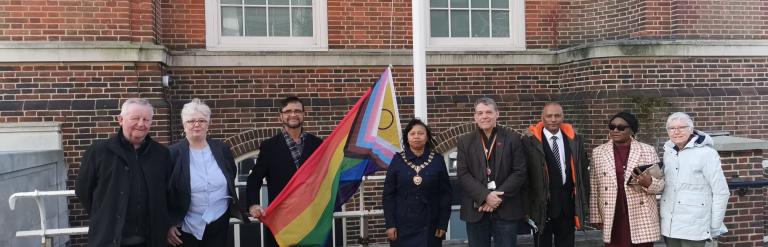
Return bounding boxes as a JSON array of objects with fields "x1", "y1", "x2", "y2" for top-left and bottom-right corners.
[
  {"x1": 245, "y1": 132, "x2": 322, "y2": 205},
  {"x1": 75, "y1": 130, "x2": 172, "y2": 247}
]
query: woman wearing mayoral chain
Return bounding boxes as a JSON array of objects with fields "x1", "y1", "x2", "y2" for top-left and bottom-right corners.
[{"x1": 383, "y1": 119, "x2": 453, "y2": 247}]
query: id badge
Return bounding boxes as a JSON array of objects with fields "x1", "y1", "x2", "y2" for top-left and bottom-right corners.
[{"x1": 487, "y1": 181, "x2": 497, "y2": 190}]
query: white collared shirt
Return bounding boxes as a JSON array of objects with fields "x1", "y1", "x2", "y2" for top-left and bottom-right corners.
[
  {"x1": 543, "y1": 128, "x2": 566, "y2": 184},
  {"x1": 182, "y1": 146, "x2": 229, "y2": 240}
]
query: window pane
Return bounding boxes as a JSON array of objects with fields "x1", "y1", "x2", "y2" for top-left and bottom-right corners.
[
  {"x1": 470, "y1": 0, "x2": 488, "y2": 8},
  {"x1": 491, "y1": 0, "x2": 508, "y2": 8},
  {"x1": 491, "y1": 10, "x2": 509, "y2": 37},
  {"x1": 245, "y1": 7, "x2": 267, "y2": 36},
  {"x1": 471, "y1": 10, "x2": 489, "y2": 37},
  {"x1": 450, "y1": 0, "x2": 468, "y2": 8},
  {"x1": 268, "y1": 0, "x2": 289, "y2": 5},
  {"x1": 222, "y1": 0, "x2": 242, "y2": 4},
  {"x1": 431, "y1": 0, "x2": 448, "y2": 8},
  {"x1": 450, "y1": 10, "x2": 469, "y2": 37},
  {"x1": 221, "y1": 6, "x2": 243, "y2": 36},
  {"x1": 245, "y1": 0, "x2": 266, "y2": 4},
  {"x1": 292, "y1": 0, "x2": 312, "y2": 6},
  {"x1": 268, "y1": 7, "x2": 290, "y2": 36},
  {"x1": 292, "y1": 7, "x2": 313, "y2": 36},
  {"x1": 430, "y1": 10, "x2": 449, "y2": 37}
]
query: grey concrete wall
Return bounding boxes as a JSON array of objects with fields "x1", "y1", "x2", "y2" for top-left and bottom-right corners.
[{"x1": 0, "y1": 150, "x2": 69, "y2": 247}]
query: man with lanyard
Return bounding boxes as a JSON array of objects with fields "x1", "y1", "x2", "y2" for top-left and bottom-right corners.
[
  {"x1": 246, "y1": 96, "x2": 323, "y2": 247},
  {"x1": 523, "y1": 102, "x2": 589, "y2": 247},
  {"x1": 457, "y1": 97, "x2": 528, "y2": 247}
]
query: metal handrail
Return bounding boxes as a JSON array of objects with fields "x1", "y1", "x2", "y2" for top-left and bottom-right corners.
[
  {"x1": 727, "y1": 179, "x2": 768, "y2": 196},
  {"x1": 9, "y1": 173, "x2": 458, "y2": 246},
  {"x1": 727, "y1": 179, "x2": 768, "y2": 188},
  {"x1": 8, "y1": 190, "x2": 88, "y2": 246}
]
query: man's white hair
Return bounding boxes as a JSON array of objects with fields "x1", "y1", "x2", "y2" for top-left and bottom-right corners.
[
  {"x1": 666, "y1": 112, "x2": 694, "y2": 129},
  {"x1": 120, "y1": 98, "x2": 154, "y2": 117},
  {"x1": 180, "y1": 98, "x2": 211, "y2": 122}
]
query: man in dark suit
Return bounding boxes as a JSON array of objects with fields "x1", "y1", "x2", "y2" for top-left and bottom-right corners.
[
  {"x1": 245, "y1": 96, "x2": 323, "y2": 247},
  {"x1": 523, "y1": 102, "x2": 589, "y2": 247},
  {"x1": 457, "y1": 97, "x2": 527, "y2": 247}
]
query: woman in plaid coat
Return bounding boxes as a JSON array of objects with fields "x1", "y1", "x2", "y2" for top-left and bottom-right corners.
[{"x1": 589, "y1": 112, "x2": 664, "y2": 246}]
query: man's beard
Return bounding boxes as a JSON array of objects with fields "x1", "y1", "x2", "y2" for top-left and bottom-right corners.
[{"x1": 284, "y1": 122, "x2": 302, "y2": 129}]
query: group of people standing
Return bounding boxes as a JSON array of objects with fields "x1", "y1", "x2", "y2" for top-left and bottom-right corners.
[
  {"x1": 74, "y1": 95, "x2": 729, "y2": 247},
  {"x1": 75, "y1": 96, "x2": 322, "y2": 247},
  {"x1": 382, "y1": 98, "x2": 730, "y2": 247}
]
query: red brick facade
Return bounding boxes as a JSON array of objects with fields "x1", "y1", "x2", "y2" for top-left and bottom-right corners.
[{"x1": 1, "y1": 0, "x2": 767, "y2": 246}]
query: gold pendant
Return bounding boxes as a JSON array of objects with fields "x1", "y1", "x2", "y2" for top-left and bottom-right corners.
[{"x1": 413, "y1": 175, "x2": 422, "y2": 185}]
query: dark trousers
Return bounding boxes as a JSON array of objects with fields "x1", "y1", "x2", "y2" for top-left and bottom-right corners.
[
  {"x1": 467, "y1": 215, "x2": 521, "y2": 247},
  {"x1": 122, "y1": 243, "x2": 147, "y2": 247},
  {"x1": 261, "y1": 225, "x2": 279, "y2": 247},
  {"x1": 536, "y1": 215, "x2": 575, "y2": 247},
  {"x1": 177, "y1": 213, "x2": 230, "y2": 247}
]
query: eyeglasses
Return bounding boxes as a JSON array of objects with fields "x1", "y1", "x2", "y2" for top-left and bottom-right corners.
[
  {"x1": 608, "y1": 124, "x2": 630, "y2": 131},
  {"x1": 185, "y1": 119, "x2": 208, "y2": 126},
  {"x1": 667, "y1": 126, "x2": 690, "y2": 132},
  {"x1": 281, "y1": 109, "x2": 304, "y2": 115}
]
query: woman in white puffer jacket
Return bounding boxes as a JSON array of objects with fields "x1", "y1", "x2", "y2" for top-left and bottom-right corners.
[{"x1": 660, "y1": 112, "x2": 730, "y2": 247}]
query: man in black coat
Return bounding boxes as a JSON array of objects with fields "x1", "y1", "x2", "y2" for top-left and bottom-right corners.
[
  {"x1": 457, "y1": 97, "x2": 527, "y2": 247},
  {"x1": 246, "y1": 96, "x2": 322, "y2": 247},
  {"x1": 75, "y1": 98, "x2": 172, "y2": 247}
]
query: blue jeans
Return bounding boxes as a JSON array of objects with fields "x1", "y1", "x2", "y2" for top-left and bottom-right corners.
[{"x1": 467, "y1": 216, "x2": 521, "y2": 247}]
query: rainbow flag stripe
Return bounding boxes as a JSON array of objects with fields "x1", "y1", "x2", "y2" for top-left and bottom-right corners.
[{"x1": 261, "y1": 68, "x2": 401, "y2": 246}]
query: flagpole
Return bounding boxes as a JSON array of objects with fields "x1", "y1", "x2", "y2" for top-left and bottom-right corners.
[{"x1": 411, "y1": 0, "x2": 428, "y2": 123}]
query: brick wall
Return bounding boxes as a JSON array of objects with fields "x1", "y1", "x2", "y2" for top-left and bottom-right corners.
[
  {"x1": 557, "y1": 0, "x2": 647, "y2": 48},
  {"x1": 671, "y1": 0, "x2": 768, "y2": 39},
  {"x1": 3, "y1": 0, "x2": 766, "y2": 46},
  {"x1": 165, "y1": 64, "x2": 766, "y2": 246},
  {"x1": 0, "y1": 0, "x2": 161, "y2": 42},
  {"x1": 717, "y1": 150, "x2": 766, "y2": 247},
  {"x1": 160, "y1": 0, "x2": 205, "y2": 49},
  {"x1": 2, "y1": 0, "x2": 768, "y2": 246},
  {"x1": 327, "y1": 0, "x2": 412, "y2": 49},
  {"x1": 153, "y1": 0, "x2": 768, "y2": 50},
  {"x1": 0, "y1": 62, "x2": 167, "y2": 246},
  {"x1": 2, "y1": 59, "x2": 767, "y2": 246}
]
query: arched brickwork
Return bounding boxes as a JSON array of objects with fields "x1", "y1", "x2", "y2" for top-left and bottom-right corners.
[
  {"x1": 433, "y1": 122, "x2": 522, "y2": 154},
  {"x1": 223, "y1": 127, "x2": 282, "y2": 159}
]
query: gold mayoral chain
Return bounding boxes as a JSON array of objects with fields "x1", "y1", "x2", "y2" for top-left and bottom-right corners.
[{"x1": 400, "y1": 151, "x2": 435, "y2": 186}]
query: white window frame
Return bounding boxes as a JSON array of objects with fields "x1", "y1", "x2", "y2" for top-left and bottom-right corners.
[
  {"x1": 424, "y1": 0, "x2": 526, "y2": 51},
  {"x1": 205, "y1": 0, "x2": 328, "y2": 51}
]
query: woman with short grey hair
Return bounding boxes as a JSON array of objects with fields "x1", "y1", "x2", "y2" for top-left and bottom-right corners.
[
  {"x1": 166, "y1": 98, "x2": 245, "y2": 246},
  {"x1": 660, "y1": 112, "x2": 729, "y2": 247}
]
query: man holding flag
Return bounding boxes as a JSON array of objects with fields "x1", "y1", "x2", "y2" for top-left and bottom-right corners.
[
  {"x1": 246, "y1": 96, "x2": 323, "y2": 247},
  {"x1": 257, "y1": 68, "x2": 402, "y2": 247}
]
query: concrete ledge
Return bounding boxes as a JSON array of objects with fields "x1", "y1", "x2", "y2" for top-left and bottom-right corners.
[
  {"x1": 0, "y1": 122, "x2": 62, "y2": 152},
  {"x1": 712, "y1": 135, "x2": 768, "y2": 152},
  {"x1": 557, "y1": 40, "x2": 768, "y2": 63},
  {"x1": 0, "y1": 41, "x2": 167, "y2": 63},
  {"x1": 2, "y1": 40, "x2": 768, "y2": 67}
]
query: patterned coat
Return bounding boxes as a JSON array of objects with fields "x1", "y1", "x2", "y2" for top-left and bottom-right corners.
[{"x1": 589, "y1": 139, "x2": 664, "y2": 244}]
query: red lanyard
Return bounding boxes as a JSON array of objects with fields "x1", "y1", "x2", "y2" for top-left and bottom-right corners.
[{"x1": 480, "y1": 131, "x2": 497, "y2": 179}]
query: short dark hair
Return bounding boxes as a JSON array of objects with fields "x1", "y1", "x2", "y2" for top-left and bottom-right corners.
[
  {"x1": 402, "y1": 118, "x2": 435, "y2": 150},
  {"x1": 279, "y1": 96, "x2": 304, "y2": 112}
]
